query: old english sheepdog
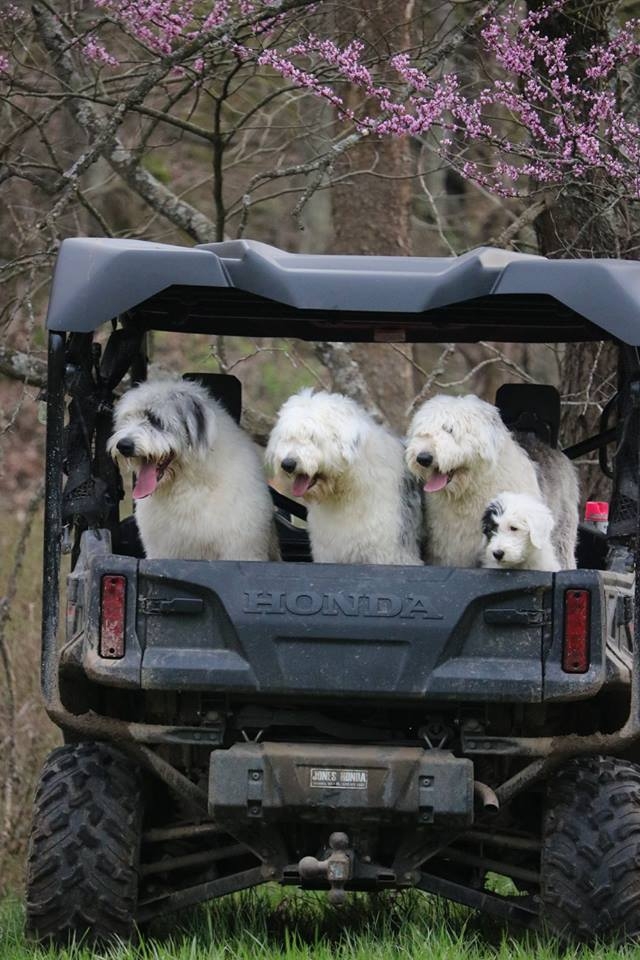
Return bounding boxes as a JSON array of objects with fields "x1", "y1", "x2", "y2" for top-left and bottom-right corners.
[
  {"x1": 406, "y1": 394, "x2": 540, "y2": 567},
  {"x1": 108, "y1": 378, "x2": 278, "y2": 560},
  {"x1": 265, "y1": 389, "x2": 423, "y2": 564},
  {"x1": 515, "y1": 434, "x2": 579, "y2": 570},
  {"x1": 480, "y1": 492, "x2": 560, "y2": 572}
]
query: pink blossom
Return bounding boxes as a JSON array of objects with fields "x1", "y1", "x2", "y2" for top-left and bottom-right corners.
[
  {"x1": 256, "y1": 48, "x2": 346, "y2": 112},
  {"x1": 89, "y1": 0, "x2": 287, "y2": 56},
  {"x1": 82, "y1": 37, "x2": 119, "y2": 67}
]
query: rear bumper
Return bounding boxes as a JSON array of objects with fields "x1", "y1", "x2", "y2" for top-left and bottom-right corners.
[{"x1": 209, "y1": 742, "x2": 474, "y2": 827}]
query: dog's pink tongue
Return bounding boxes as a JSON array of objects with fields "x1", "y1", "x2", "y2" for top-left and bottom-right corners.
[
  {"x1": 133, "y1": 462, "x2": 158, "y2": 500},
  {"x1": 292, "y1": 474, "x2": 312, "y2": 497},
  {"x1": 424, "y1": 471, "x2": 449, "y2": 493}
]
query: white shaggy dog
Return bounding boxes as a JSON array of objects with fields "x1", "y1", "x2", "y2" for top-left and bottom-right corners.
[
  {"x1": 480, "y1": 492, "x2": 560, "y2": 572},
  {"x1": 108, "y1": 378, "x2": 278, "y2": 560},
  {"x1": 406, "y1": 394, "x2": 540, "y2": 567},
  {"x1": 266, "y1": 389, "x2": 422, "y2": 564}
]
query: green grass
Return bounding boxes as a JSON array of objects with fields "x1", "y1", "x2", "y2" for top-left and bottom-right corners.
[{"x1": 3, "y1": 887, "x2": 640, "y2": 960}]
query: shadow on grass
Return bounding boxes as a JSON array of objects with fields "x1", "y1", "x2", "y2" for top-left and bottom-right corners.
[
  {"x1": 5, "y1": 887, "x2": 639, "y2": 960},
  {"x1": 143, "y1": 886, "x2": 518, "y2": 957}
]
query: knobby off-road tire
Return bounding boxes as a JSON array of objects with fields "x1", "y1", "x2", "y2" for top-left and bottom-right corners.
[
  {"x1": 25, "y1": 741, "x2": 143, "y2": 944},
  {"x1": 541, "y1": 755, "x2": 640, "y2": 941}
]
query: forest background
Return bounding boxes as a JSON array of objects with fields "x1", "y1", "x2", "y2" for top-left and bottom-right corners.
[{"x1": 1, "y1": 0, "x2": 638, "y2": 892}]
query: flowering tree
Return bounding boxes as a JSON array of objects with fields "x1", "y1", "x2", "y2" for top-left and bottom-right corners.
[
  {"x1": 3, "y1": 0, "x2": 639, "y2": 249},
  {"x1": 256, "y1": 3, "x2": 640, "y2": 201},
  {"x1": 2, "y1": 0, "x2": 637, "y2": 404}
]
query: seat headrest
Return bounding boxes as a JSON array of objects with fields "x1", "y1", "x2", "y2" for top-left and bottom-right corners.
[
  {"x1": 183, "y1": 372, "x2": 242, "y2": 423},
  {"x1": 496, "y1": 383, "x2": 561, "y2": 447}
]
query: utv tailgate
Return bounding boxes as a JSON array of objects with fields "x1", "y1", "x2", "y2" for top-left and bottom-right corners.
[{"x1": 132, "y1": 560, "x2": 553, "y2": 701}]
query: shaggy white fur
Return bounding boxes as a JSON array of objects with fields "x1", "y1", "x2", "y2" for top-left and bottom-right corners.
[
  {"x1": 266, "y1": 389, "x2": 422, "y2": 564},
  {"x1": 480, "y1": 491, "x2": 560, "y2": 572},
  {"x1": 108, "y1": 378, "x2": 277, "y2": 560},
  {"x1": 406, "y1": 394, "x2": 540, "y2": 567}
]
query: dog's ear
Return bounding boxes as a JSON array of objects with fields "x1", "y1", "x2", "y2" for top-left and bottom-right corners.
[
  {"x1": 263, "y1": 436, "x2": 277, "y2": 473},
  {"x1": 188, "y1": 396, "x2": 209, "y2": 447},
  {"x1": 348, "y1": 429, "x2": 362, "y2": 454},
  {"x1": 481, "y1": 498, "x2": 502, "y2": 540},
  {"x1": 528, "y1": 502, "x2": 554, "y2": 549},
  {"x1": 337, "y1": 419, "x2": 364, "y2": 462},
  {"x1": 184, "y1": 390, "x2": 220, "y2": 450},
  {"x1": 264, "y1": 420, "x2": 284, "y2": 474},
  {"x1": 465, "y1": 401, "x2": 503, "y2": 465}
]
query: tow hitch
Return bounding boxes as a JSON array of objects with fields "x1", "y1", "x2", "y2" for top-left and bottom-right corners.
[{"x1": 298, "y1": 832, "x2": 352, "y2": 904}]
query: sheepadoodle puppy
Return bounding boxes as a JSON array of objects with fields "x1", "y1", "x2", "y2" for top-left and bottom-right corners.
[
  {"x1": 480, "y1": 492, "x2": 560, "y2": 572},
  {"x1": 406, "y1": 394, "x2": 540, "y2": 567},
  {"x1": 108, "y1": 378, "x2": 278, "y2": 560},
  {"x1": 515, "y1": 434, "x2": 579, "y2": 570},
  {"x1": 266, "y1": 389, "x2": 423, "y2": 564}
]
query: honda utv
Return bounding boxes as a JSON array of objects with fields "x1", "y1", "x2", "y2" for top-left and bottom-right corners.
[{"x1": 26, "y1": 238, "x2": 640, "y2": 942}]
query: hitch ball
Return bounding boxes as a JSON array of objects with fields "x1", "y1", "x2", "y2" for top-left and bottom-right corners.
[{"x1": 298, "y1": 832, "x2": 352, "y2": 905}]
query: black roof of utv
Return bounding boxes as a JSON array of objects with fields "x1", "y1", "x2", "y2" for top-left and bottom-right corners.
[{"x1": 46, "y1": 237, "x2": 640, "y2": 344}]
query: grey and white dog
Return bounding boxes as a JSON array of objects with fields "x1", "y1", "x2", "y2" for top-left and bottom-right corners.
[
  {"x1": 515, "y1": 433, "x2": 579, "y2": 569},
  {"x1": 108, "y1": 377, "x2": 278, "y2": 561}
]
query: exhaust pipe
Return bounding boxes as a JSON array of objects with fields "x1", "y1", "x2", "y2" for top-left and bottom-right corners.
[{"x1": 474, "y1": 780, "x2": 499, "y2": 815}]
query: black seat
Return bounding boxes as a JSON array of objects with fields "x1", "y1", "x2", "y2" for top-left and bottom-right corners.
[
  {"x1": 113, "y1": 514, "x2": 145, "y2": 558},
  {"x1": 496, "y1": 383, "x2": 561, "y2": 447},
  {"x1": 274, "y1": 513, "x2": 312, "y2": 561},
  {"x1": 576, "y1": 524, "x2": 607, "y2": 570}
]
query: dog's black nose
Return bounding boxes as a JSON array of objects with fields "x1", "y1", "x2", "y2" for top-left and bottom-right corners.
[
  {"x1": 493, "y1": 549, "x2": 505, "y2": 561},
  {"x1": 281, "y1": 457, "x2": 297, "y2": 474},
  {"x1": 416, "y1": 452, "x2": 433, "y2": 467},
  {"x1": 116, "y1": 438, "x2": 136, "y2": 457}
]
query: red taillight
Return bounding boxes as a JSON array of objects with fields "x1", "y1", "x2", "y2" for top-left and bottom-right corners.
[
  {"x1": 100, "y1": 575, "x2": 126, "y2": 659},
  {"x1": 563, "y1": 589, "x2": 590, "y2": 673}
]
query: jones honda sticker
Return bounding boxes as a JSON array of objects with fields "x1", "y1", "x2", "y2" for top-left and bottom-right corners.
[{"x1": 310, "y1": 768, "x2": 368, "y2": 789}]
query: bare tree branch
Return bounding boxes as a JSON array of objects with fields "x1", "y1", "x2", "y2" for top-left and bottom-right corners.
[
  {"x1": 0, "y1": 345, "x2": 47, "y2": 389},
  {"x1": 408, "y1": 343, "x2": 456, "y2": 413},
  {"x1": 314, "y1": 342, "x2": 385, "y2": 422},
  {"x1": 33, "y1": 5, "x2": 219, "y2": 242},
  {"x1": 488, "y1": 197, "x2": 551, "y2": 249}
]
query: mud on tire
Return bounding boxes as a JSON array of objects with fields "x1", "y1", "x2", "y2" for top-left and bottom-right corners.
[
  {"x1": 25, "y1": 741, "x2": 143, "y2": 944},
  {"x1": 541, "y1": 755, "x2": 640, "y2": 941}
]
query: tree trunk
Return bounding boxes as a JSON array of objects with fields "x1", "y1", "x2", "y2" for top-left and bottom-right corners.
[{"x1": 328, "y1": 0, "x2": 417, "y2": 431}]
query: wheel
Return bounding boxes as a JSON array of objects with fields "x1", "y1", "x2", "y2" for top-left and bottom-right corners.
[
  {"x1": 541, "y1": 755, "x2": 640, "y2": 940},
  {"x1": 25, "y1": 741, "x2": 143, "y2": 943}
]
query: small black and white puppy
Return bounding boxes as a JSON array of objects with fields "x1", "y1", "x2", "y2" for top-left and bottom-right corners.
[{"x1": 480, "y1": 491, "x2": 560, "y2": 572}]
